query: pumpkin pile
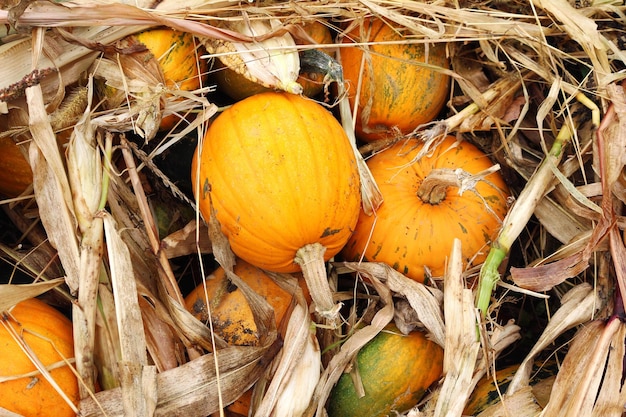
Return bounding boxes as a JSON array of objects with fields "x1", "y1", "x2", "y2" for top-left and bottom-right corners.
[{"x1": 1, "y1": 2, "x2": 625, "y2": 417}]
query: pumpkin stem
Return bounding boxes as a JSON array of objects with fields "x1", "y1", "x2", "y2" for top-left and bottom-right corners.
[
  {"x1": 417, "y1": 168, "x2": 462, "y2": 204},
  {"x1": 417, "y1": 166, "x2": 502, "y2": 205},
  {"x1": 294, "y1": 242, "x2": 340, "y2": 323}
]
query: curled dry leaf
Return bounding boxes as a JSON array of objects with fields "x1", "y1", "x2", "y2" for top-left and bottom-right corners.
[
  {"x1": 539, "y1": 318, "x2": 625, "y2": 417},
  {"x1": 343, "y1": 262, "x2": 445, "y2": 347},
  {"x1": 506, "y1": 283, "x2": 601, "y2": 396},
  {"x1": 0, "y1": 278, "x2": 65, "y2": 311},
  {"x1": 431, "y1": 239, "x2": 480, "y2": 417}
]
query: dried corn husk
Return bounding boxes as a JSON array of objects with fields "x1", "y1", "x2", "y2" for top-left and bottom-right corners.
[{"x1": 202, "y1": 14, "x2": 302, "y2": 95}]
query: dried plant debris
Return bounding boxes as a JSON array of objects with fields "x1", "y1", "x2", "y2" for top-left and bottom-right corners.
[{"x1": 1, "y1": 1, "x2": 626, "y2": 416}]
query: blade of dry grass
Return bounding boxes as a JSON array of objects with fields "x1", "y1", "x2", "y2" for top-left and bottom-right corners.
[
  {"x1": 0, "y1": 278, "x2": 65, "y2": 310},
  {"x1": 103, "y1": 213, "x2": 155, "y2": 417},
  {"x1": 253, "y1": 303, "x2": 320, "y2": 417},
  {"x1": 538, "y1": 318, "x2": 618, "y2": 417},
  {"x1": 26, "y1": 84, "x2": 80, "y2": 293},
  {"x1": 507, "y1": 283, "x2": 601, "y2": 396},
  {"x1": 590, "y1": 319, "x2": 626, "y2": 417},
  {"x1": 80, "y1": 339, "x2": 281, "y2": 417},
  {"x1": 432, "y1": 239, "x2": 480, "y2": 417}
]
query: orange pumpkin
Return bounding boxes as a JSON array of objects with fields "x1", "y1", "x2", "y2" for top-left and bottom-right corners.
[
  {"x1": 0, "y1": 136, "x2": 34, "y2": 198},
  {"x1": 342, "y1": 136, "x2": 509, "y2": 282},
  {"x1": 0, "y1": 298, "x2": 78, "y2": 417},
  {"x1": 184, "y1": 259, "x2": 299, "y2": 346},
  {"x1": 464, "y1": 361, "x2": 558, "y2": 415},
  {"x1": 99, "y1": 28, "x2": 208, "y2": 131},
  {"x1": 136, "y1": 28, "x2": 208, "y2": 130},
  {"x1": 184, "y1": 259, "x2": 311, "y2": 416},
  {"x1": 339, "y1": 17, "x2": 450, "y2": 142},
  {"x1": 191, "y1": 91, "x2": 361, "y2": 318},
  {"x1": 327, "y1": 324, "x2": 443, "y2": 417}
]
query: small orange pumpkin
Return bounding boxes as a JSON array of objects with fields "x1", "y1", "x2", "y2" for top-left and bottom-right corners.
[
  {"x1": 100, "y1": 28, "x2": 208, "y2": 131},
  {"x1": 0, "y1": 298, "x2": 78, "y2": 417},
  {"x1": 136, "y1": 28, "x2": 208, "y2": 130},
  {"x1": 191, "y1": 91, "x2": 361, "y2": 318},
  {"x1": 342, "y1": 136, "x2": 509, "y2": 282},
  {"x1": 327, "y1": 324, "x2": 443, "y2": 417},
  {"x1": 0, "y1": 137, "x2": 34, "y2": 198},
  {"x1": 464, "y1": 361, "x2": 558, "y2": 415},
  {"x1": 184, "y1": 259, "x2": 310, "y2": 416},
  {"x1": 339, "y1": 17, "x2": 450, "y2": 142},
  {"x1": 184, "y1": 259, "x2": 300, "y2": 346}
]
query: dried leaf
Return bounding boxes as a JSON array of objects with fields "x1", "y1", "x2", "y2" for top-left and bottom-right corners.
[
  {"x1": 27, "y1": 85, "x2": 81, "y2": 293},
  {"x1": 0, "y1": 278, "x2": 65, "y2": 311},
  {"x1": 433, "y1": 239, "x2": 480, "y2": 417},
  {"x1": 103, "y1": 213, "x2": 153, "y2": 416},
  {"x1": 161, "y1": 220, "x2": 212, "y2": 259},
  {"x1": 507, "y1": 283, "x2": 601, "y2": 395},
  {"x1": 343, "y1": 262, "x2": 445, "y2": 347}
]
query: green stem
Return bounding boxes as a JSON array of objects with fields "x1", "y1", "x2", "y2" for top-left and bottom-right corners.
[
  {"x1": 475, "y1": 245, "x2": 508, "y2": 316},
  {"x1": 475, "y1": 122, "x2": 573, "y2": 317}
]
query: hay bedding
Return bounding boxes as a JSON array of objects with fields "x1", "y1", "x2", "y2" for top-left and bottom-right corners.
[{"x1": 0, "y1": 0, "x2": 625, "y2": 416}]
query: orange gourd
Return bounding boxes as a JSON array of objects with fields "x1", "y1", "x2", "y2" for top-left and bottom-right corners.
[
  {"x1": 135, "y1": 28, "x2": 208, "y2": 131},
  {"x1": 134, "y1": 28, "x2": 206, "y2": 94},
  {"x1": 0, "y1": 298, "x2": 78, "y2": 417},
  {"x1": 0, "y1": 137, "x2": 34, "y2": 198},
  {"x1": 342, "y1": 136, "x2": 509, "y2": 282},
  {"x1": 339, "y1": 17, "x2": 450, "y2": 142},
  {"x1": 191, "y1": 91, "x2": 361, "y2": 319},
  {"x1": 326, "y1": 325, "x2": 443, "y2": 417},
  {"x1": 184, "y1": 259, "x2": 297, "y2": 346},
  {"x1": 184, "y1": 259, "x2": 311, "y2": 416},
  {"x1": 464, "y1": 361, "x2": 558, "y2": 415},
  {"x1": 100, "y1": 28, "x2": 208, "y2": 131}
]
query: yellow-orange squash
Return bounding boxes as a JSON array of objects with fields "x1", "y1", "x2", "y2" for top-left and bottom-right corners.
[
  {"x1": 327, "y1": 325, "x2": 443, "y2": 417},
  {"x1": 464, "y1": 361, "x2": 558, "y2": 415},
  {"x1": 184, "y1": 259, "x2": 298, "y2": 346},
  {"x1": 0, "y1": 298, "x2": 78, "y2": 417},
  {"x1": 192, "y1": 91, "x2": 361, "y2": 318},
  {"x1": 192, "y1": 91, "x2": 360, "y2": 272},
  {"x1": 0, "y1": 136, "x2": 33, "y2": 197},
  {"x1": 339, "y1": 17, "x2": 450, "y2": 142},
  {"x1": 342, "y1": 136, "x2": 509, "y2": 282}
]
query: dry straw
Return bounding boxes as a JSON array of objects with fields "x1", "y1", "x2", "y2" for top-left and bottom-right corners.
[{"x1": 1, "y1": 0, "x2": 626, "y2": 416}]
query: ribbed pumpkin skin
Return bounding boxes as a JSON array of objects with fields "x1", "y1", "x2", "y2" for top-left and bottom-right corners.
[
  {"x1": 340, "y1": 17, "x2": 450, "y2": 142},
  {"x1": 0, "y1": 136, "x2": 33, "y2": 197},
  {"x1": 327, "y1": 325, "x2": 443, "y2": 417},
  {"x1": 0, "y1": 298, "x2": 78, "y2": 417},
  {"x1": 192, "y1": 92, "x2": 361, "y2": 273},
  {"x1": 184, "y1": 259, "x2": 296, "y2": 346},
  {"x1": 342, "y1": 136, "x2": 509, "y2": 282},
  {"x1": 134, "y1": 28, "x2": 208, "y2": 130},
  {"x1": 135, "y1": 28, "x2": 206, "y2": 92}
]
